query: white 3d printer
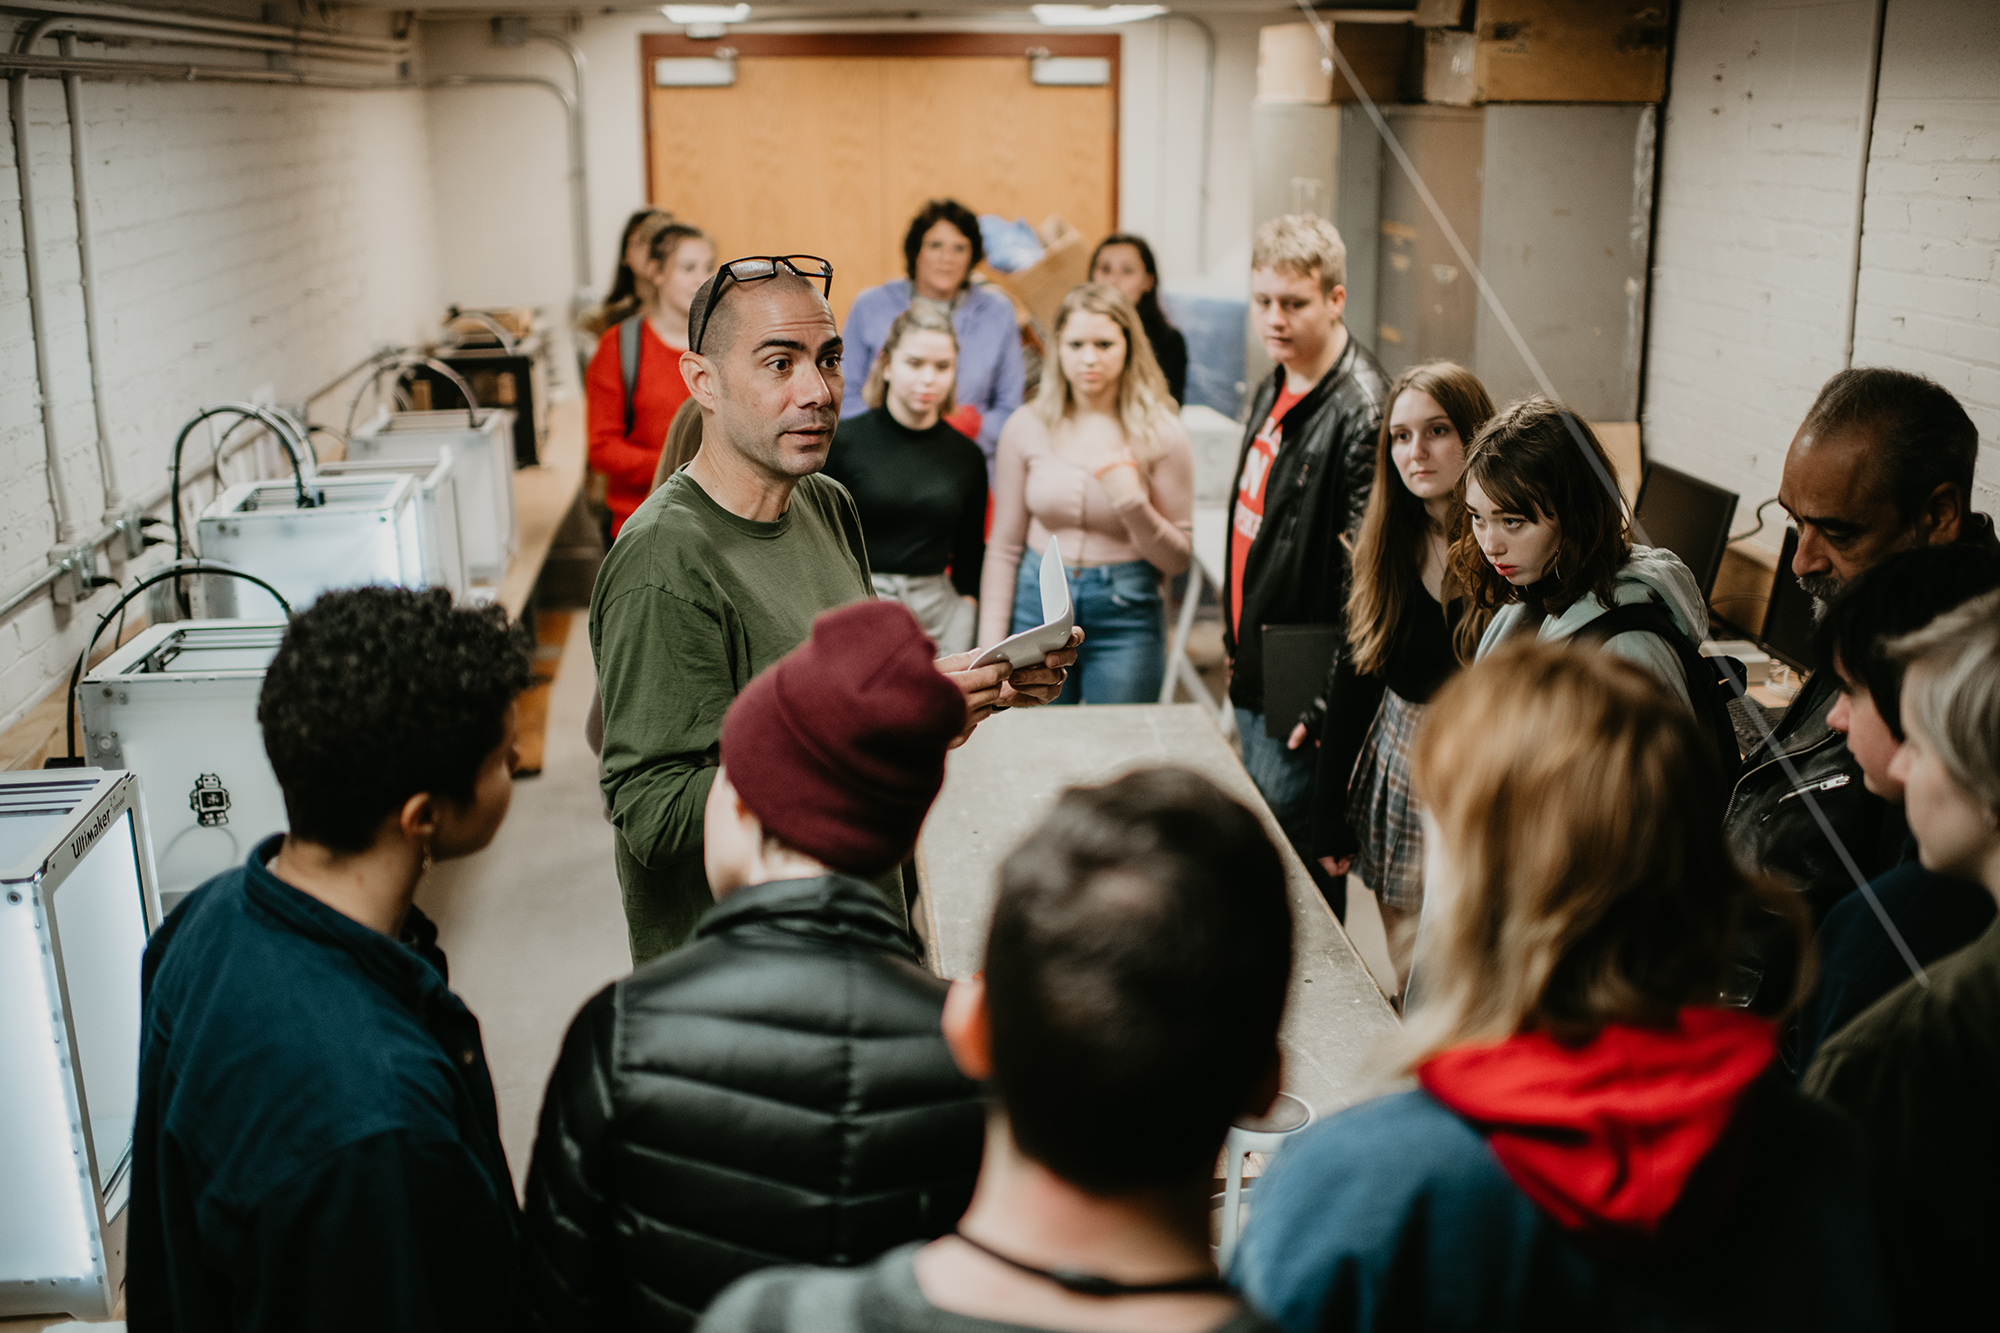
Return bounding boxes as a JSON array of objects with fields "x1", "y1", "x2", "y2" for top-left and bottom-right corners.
[
  {"x1": 78, "y1": 619, "x2": 288, "y2": 910},
  {"x1": 313, "y1": 450, "x2": 469, "y2": 600},
  {"x1": 197, "y1": 472, "x2": 424, "y2": 614},
  {"x1": 348, "y1": 406, "x2": 519, "y2": 585},
  {"x1": 0, "y1": 768, "x2": 162, "y2": 1319}
]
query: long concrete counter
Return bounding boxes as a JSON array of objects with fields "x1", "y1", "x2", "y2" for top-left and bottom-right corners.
[{"x1": 914, "y1": 703, "x2": 1399, "y2": 1118}]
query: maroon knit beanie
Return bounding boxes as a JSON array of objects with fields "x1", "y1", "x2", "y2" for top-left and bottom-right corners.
[{"x1": 720, "y1": 599, "x2": 969, "y2": 876}]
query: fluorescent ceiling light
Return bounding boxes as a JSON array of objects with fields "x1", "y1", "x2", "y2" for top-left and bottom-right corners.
[
  {"x1": 661, "y1": 4, "x2": 751, "y2": 22},
  {"x1": 1032, "y1": 5, "x2": 1165, "y2": 25}
]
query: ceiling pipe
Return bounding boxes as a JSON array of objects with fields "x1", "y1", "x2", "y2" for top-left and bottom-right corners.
[
  {"x1": 0, "y1": 0, "x2": 409, "y2": 56},
  {"x1": 16, "y1": 14, "x2": 405, "y2": 65}
]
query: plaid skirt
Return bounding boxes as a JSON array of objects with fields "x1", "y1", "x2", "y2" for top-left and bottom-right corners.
[{"x1": 1349, "y1": 689, "x2": 1428, "y2": 912}]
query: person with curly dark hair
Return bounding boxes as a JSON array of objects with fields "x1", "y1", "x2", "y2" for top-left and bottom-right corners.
[
  {"x1": 128, "y1": 586, "x2": 538, "y2": 1333},
  {"x1": 840, "y1": 197, "x2": 1025, "y2": 462}
]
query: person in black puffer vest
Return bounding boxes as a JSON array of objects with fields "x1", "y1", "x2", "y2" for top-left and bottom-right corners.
[{"x1": 523, "y1": 599, "x2": 984, "y2": 1331}]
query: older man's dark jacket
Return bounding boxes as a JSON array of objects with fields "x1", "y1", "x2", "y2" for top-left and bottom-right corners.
[
  {"x1": 1726, "y1": 513, "x2": 2000, "y2": 1006},
  {"x1": 523, "y1": 873, "x2": 983, "y2": 1333},
  {"x1": 1221, "y1": 336, "x2": 1390, "y2": 715}
]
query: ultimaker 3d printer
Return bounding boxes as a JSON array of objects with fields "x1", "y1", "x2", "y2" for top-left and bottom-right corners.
[
  {"x1": 78, "y1": 620, "x2": 287, "y2": 909},
  {"x1": 0, "y1": 768, "x2": 162, "y2": 1319}
]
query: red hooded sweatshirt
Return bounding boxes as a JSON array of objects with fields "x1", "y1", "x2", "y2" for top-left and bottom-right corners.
[{"x1": 1417, "y1": 1008, "x2": 1777, "y2": 1238}]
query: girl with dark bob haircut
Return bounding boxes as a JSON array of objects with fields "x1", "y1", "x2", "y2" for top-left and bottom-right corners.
[{"x1": 1448, "y1": 396, "x2": 1709, "y2": 711}]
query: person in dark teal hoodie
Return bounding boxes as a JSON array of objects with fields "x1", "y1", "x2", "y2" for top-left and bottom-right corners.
[
  {"x1": 127, "y1": 587, "x2": 537, "y2": 1333},
  {"x1": 1233, "y1": 639, "x2": 1887, "y2": 1333}
]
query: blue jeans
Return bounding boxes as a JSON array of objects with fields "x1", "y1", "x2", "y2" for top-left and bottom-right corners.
[
  {"x1": 1236, "y1": 706, "x2": 1337, "y2": 912},
  {"x1": 1011, "y1": 554, "x2": 1165, "y2": 705}
]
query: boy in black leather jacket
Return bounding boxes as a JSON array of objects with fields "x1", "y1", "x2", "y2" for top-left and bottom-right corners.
[
  {"x1": 1223, "y1": 215, "x2": 1390, "y2": 884},
  {"x1": 523, "y1": 600, "x2": 984, "y2": 1332}
]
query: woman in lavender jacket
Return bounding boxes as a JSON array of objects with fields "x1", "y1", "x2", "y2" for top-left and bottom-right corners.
[{"x1": 841, "y1": 198, "x2": 1025, "y2": 464}]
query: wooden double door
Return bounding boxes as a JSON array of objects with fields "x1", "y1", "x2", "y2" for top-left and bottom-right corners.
[{"x1": 643, "y1": 33, "x2": 1118, "y2": 324}]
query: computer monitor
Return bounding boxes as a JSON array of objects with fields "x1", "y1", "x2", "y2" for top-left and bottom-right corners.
[
  {"x1": 1760, "y1": 527, "x2": 1819, "y2": 673},
  {"x1": 1635, "y1": 462, "x2": 1739, "y2": 599}
]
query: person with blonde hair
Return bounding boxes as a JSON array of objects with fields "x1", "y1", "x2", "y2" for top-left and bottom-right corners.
[
  {"x1": 1806, "y1": 589, "x2": 2000, "y2": 1333},
  {"x1": 1300, "y1": 361, "x2": 1495, "y2": 997},
  {"x1": 978, "y1": 283, "x2": 1192, "y2": 703},
  {"x1": 1226, "y1": 214, "x2": 1389, "y2": 886},
  {"x1": 824, "y1": 304, "x2": 989, "y2": 654},
  {"x1": 1234, "y1": 640, "x2": 1887, "y2": 1332}
]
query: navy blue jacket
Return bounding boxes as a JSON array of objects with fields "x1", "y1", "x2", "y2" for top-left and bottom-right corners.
[
  {"x1": 1797, "y1": 836, "x2": 1996, "y2": 1070},
  {"x1": 1233, "y1": 1083, "x2": 1887, "y2": 1333},
  {"x1": 127, "y1": 838, "x2": 525, "y2": 1333}
]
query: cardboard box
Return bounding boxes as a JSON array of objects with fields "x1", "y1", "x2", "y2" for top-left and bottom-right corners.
[
  {"x1": 1419, "y1": 1, "x2": 1668, "y2": 104},
  {"x1": 984, "y1": 217, "x2": 1093, "y2": 336},
  {"x1": 1260, "y1": 20, "x2": 1409, "y2": 106},
  {"x1": 1258, "y1": 22, "x2": 1333, "y2": 104}
]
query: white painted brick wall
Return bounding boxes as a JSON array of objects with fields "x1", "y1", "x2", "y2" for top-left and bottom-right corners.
[
  {"x1": 1851, "y1": 0, "x2": 2000, "y2": 517},
  {"x1": 0, "y1": 48, "x2": 442, "y2": 738},
  {"x1": 1642, "y1": 0, "x2": 1881, "y2": 555},
  {"x1": 1644, "y1": 0, "x2": 1998, "y2": 556}
]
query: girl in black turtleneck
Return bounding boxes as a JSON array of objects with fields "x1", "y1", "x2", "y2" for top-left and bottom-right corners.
[{"x1": 825, "y1": 305, "x2": 989, "y2": 656}]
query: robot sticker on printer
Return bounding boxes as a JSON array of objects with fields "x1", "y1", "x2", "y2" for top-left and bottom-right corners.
[{"x1": 190, "y1": 774, "x2": 232, "y2": 828}]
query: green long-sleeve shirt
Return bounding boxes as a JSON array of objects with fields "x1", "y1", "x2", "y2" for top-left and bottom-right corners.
[{"x1": 589, "y1": 469, "x2": 875, "y2": 962}]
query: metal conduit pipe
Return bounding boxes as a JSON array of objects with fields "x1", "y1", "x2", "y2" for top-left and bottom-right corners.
[
  {"x1": 9, "y1": 68, "x2": 88, "y2": 546},
  {"x1": 0, "y1": 52, "x2": 583, "y2": 623},
  {"x1": 55, "y1": 32, "x2": 122, "y2": 515},
  {"x1": 16, "y1": 14, "x2": 405, "y2": 65},
  {"x1": 527, "y1": 28, "x2": 593, "y2": 310},
  {"x1": 0, "y1": 0, "x2": 410, "y2": 56}
]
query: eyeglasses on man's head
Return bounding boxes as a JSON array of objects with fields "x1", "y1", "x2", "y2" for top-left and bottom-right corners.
[{"x1": 690, "y1": 255, "x2": 835, "y2": 355}]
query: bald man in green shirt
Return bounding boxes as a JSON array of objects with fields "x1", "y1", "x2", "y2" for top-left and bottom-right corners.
[{"x1": 591, "y1": 258, "x2": 1077, "y2": 963}]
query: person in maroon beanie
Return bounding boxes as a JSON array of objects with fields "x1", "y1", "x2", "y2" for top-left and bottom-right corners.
[{"x1": 522, "y1": 600, "x2": 986, "y2": 1333}]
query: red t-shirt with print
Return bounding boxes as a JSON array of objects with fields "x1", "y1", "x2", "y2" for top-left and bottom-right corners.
[{"x1": 1230, "y1": 382, "x2": 1308, "y2": 638}]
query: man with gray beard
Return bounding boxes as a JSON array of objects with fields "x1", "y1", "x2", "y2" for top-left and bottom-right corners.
[{"x1": 1725, "y1": 368, "x2": 1996, "y2": 975}]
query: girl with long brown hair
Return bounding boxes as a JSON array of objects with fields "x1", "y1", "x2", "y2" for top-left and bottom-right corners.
[
  {"x1": 1306, "y1": 362, "x2": 1493, "y2": 996},
  {"x1": 978, "y1": 283, "x2": 1193, "y2": 703},
  {"x1": 1237, "y1": 642, "x2": 1883, "y2": 1328}
]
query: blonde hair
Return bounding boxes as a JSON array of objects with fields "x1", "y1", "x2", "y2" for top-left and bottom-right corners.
[
  {"x1": 1032, "y1": 283, "x2": 1176, "y2": 457},
  {"x1": 1889, "y1": 587, "x2": 2000, "y2": 818},
  {"x1": 1252, "y1": 214, "x2": 1347, "y2": 294},
  {"x1": 1395, "y1": 640, "x2": 1807, "y2": 1073},
  {"x1": 1347, "y1": 362, "x2": 1496, "y2": 677},
  {"x1": 863, "y1": 304, "x2": 959, "y2": 416}
]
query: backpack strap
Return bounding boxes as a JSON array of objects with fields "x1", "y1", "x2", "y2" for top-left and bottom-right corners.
[
  {"x1": 618, "y1": 314, "x2": 643, "y2": 438},
  {"x1": 1576, "y1": 598, "x2": 1744, "y2": 776}
]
